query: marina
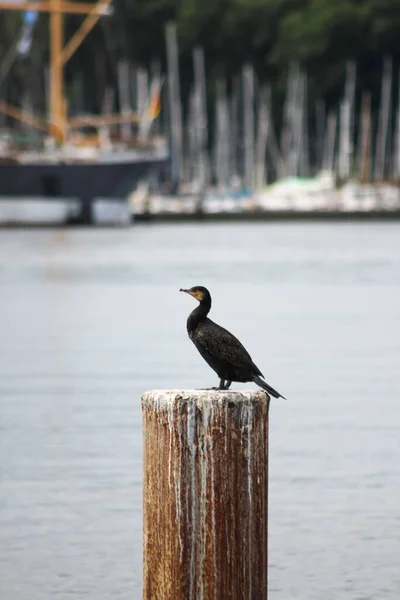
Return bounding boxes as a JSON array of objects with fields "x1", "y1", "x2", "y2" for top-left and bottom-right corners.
[
  {"x1": 131, "y1": 174, "x2": 400, "y2": 222},
  {"x1": 2, "y1": 10, "x2": 400, "y2": 225}
]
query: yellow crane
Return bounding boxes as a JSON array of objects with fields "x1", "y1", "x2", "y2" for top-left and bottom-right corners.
[{"x1": 0, "y1": 0, "x2": 139, "y2": 144}]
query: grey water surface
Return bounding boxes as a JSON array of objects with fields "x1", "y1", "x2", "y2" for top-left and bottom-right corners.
[{"x1": 0, "y1": 222, "x2": 399, "y2": 600}]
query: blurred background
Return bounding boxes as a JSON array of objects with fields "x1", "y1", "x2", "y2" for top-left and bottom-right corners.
[
  {"x1": 0, "y1": 2, "x2": 400, "y2": 600},
  {"x1": 2, "y1": 0, "x2": 400, "y2": 220}
]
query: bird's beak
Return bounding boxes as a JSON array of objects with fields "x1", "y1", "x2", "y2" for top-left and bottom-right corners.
[{"x1": 179, "y1": 288, "x2": 190, "y2": 295}]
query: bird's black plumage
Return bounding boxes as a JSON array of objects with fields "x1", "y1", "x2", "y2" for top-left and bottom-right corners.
[{"x1": 180, "y1": 286, "x2": 285, "y2": 399}]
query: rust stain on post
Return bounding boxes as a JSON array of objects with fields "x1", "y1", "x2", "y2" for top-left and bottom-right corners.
[{"x1": 142, "y1": 389, "x2": 270, "y2": 600}]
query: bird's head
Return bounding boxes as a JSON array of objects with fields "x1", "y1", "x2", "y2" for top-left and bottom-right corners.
[{"x1": 179, "y1": 286, "x2": 210, "y2": 303}]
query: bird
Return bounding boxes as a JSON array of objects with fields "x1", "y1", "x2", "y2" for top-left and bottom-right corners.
[{"x1": 180, "y1": 286, "x2": 285, "y2": 399}]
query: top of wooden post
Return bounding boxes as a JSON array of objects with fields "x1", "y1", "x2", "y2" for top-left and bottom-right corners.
[{"x1": 142, "y1": 389, "x2": 270, "y2": 412}]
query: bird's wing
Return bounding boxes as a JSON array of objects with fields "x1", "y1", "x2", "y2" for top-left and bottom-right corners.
[{"x1": 196, "y1": 320, "x2": 263, "y2": 375}]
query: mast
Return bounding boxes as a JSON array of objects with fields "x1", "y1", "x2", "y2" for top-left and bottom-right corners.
[
  {"x1": 50, "y1": 0, "x2": 64, "y2": 141},
  {"x1": 0, "y1": 0, "x2": 113, "y2": 144}
]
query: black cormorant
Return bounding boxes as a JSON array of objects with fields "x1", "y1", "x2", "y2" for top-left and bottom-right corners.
[{"x1": 180, "y1": 286, "x2": 285, "y2": 399}]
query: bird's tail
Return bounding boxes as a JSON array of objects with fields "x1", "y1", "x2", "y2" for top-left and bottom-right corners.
[{"x1": 253, "y1": 375, "x2": 286, "y2": 400}]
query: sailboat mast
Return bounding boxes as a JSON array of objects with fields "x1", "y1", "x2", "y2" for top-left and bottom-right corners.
[
  {"x1": 50, "y1": 0, "x2": 65, "y2": 142},
  {"x1": 0, "y1": 1, "x2": 113, "y2": 144}
]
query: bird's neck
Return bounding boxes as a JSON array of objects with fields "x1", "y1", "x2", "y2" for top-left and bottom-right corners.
[{"x1": 187, "y1": 300, "x2": 211, "y2": 333}]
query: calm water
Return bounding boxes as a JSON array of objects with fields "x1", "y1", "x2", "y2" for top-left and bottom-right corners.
[{"x1": 0, "y1": 223, "x2": 399, "y2": 600}]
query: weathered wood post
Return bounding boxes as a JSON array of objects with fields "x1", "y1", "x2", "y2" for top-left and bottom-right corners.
[{"x1": 142, "y1": 389, "x2": 270, "y2": 600}]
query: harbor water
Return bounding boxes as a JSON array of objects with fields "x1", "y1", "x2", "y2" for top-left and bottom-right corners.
[{"x1": 0, "y1": 222, "x2": 399, "y2": 599}]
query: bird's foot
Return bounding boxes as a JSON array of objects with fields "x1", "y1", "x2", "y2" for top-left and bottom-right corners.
[{"x1": 195, "y1": 387, "x2": 219, "y2": 390}]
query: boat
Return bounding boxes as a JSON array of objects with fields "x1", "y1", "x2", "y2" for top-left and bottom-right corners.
[{"x1": 0, "y1": 0, "x2": 169, "y2": 224}]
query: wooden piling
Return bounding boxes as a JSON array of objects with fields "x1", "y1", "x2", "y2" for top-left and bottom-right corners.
[{"x1": 142, "y1": 389, "x2": 270, "y2": 600}]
